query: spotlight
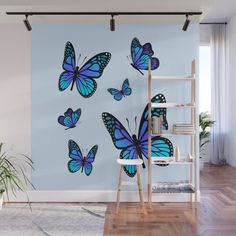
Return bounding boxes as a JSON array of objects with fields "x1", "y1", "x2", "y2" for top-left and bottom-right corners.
[
  {"x1": 110, "y1": 15, "x2": 115, "y2": 31},
  {"x1": 23, "y1": 15, "x2": 32, "y2": 31},
  {"x1": 182, "y1": 14, "x2": 190, "y2": 31}
]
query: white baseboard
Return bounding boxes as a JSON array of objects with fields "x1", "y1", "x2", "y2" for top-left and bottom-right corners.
[{"x1": 6, "y1": 190, "x2": 200, "y2": 203}]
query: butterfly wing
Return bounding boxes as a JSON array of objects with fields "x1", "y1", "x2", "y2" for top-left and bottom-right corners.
[
  {"x1": 76, "y1": 52, "x2": 111, "y2": 98},
  {"x1": 120, "y1": 147, "x2": 138, "y2": 177},
  {"x1": 122, "y1": 79, "x2": 132, "y2": 96},
  {"x1": 58, "y1": 42, "x2": 76, "y2": 91},
  {"x1": 142, "y1": 94, "x2": 168, "y2": 130},
  {"x1": 102, "y1": 112, "x2": 139, "y2": 177},
  {"x1": 107, "y1": 88, "x2": 123, "y2": 101},
  {"x1": 138, "y1": 98, "x2": 173, "y2": 164},
  {"x1": 62, "y1": 41, "x2": 76, "y2": 72},
  {"x1": 84, "y1": 145, "x2": 98, "y2": 176},
  {"x1": 68, "y1": 140, "x2": 83, "y2": 173},
  {"x1": 71, "y1": 108, "x2": 81, "y2": 126},
  {"x1": 131, "y1": 37, "x2": 159, "y2": 72},
  {"x1": 102, "y1": 112, "x2": 134, "y2": 149}
]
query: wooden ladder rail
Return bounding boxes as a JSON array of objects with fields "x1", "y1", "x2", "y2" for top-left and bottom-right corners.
[{"x1": 148, "y1": 60, "x2": 152, "y2": 208}]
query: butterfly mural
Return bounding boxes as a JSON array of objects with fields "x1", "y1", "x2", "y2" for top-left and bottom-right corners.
[
  {"x1": 107, "y1": 79, "x2": 132, "y2": 101},
  {"x1": 58, "y1": 108, "x2": 81, "y2": 130},
  {"x1": 102, "y1": 94, "x2": 173, "y2": 177},
  {"x1": 147, "y1": 93, "x2": 168, "y2": 130},
  {"x1": 67, "y1": 140, "x2": 98, "y2": 176},
  {"x1": 129, "y1": 37, "x2": 159, "y2": 75},
  {"x1": 58, "y1": 41, "x2": 111, "y2": 98}
]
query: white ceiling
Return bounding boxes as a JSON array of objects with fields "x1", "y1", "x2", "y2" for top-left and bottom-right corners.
[
  {"x1": 0, "y1": 0, "x2": 235, "y2": 24},
  {"x1": 202, "y1": 0, "x2": 236, "y2": 22}
]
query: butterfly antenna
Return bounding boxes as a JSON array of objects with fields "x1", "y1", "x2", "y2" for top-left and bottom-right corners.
[
  {"x1": 77, "y1": 53, "x2": 81, "y2": 65},
  {"x1": 126, "y1": 118, "x2": 132, "y2": 134},
  {"x1": 78, "y1": 56, "x2": 87, "y2": 68},
  {"x1": 134, "y1": 116, "x2": 137, "y2": 134}
]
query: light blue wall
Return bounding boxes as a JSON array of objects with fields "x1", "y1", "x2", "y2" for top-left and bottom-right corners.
[{"x1": 32, "y1": 24, "x2": 199, "y2": 190}]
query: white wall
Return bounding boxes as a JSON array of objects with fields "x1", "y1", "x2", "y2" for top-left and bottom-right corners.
[
  {"x1": 0, "y1": 24, "x2": 31, "y2": 156},
  {"x1": 227, "y1": 15, "x2": 236, "y2": 167}
]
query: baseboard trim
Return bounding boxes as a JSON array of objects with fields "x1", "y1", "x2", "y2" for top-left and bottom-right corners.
[{"x1": 6, "y1": 190, "x2": 200, "y2": 203}]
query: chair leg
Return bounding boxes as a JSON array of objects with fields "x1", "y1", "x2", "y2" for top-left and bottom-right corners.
[
  {"x1": 136, "y1": 165, "x2": 146, "y2": 214},
  {"x1": 116, "y1": 166, "x2": 123, "y2": 214}
]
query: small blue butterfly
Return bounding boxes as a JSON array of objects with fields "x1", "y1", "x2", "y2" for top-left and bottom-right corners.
[
  {"x1": 102, "y1": 93, "x2": 173, "y2": 177},
  {"x1": 58, "y1": 108, "x2": 81, "y2": 130},
  {"x1": 107, "y1": 79, "x2": 132, "y2": 101},
  {"x1": 68, "y1": 140, "x2": 98, "y2": 176},
  {"x1": 59, "y1": 41, "x2": 111, "y2": 98},
  {"x1": 129, "y1": 37, "x2": 159, "y2": 75}
]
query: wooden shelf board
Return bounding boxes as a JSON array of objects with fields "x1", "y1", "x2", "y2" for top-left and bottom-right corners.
[
  {"x1": 151, "y1": 76, "x2": 194, "y2": 81},
  {"x1": 151, "y1": 103, "x2": 195, "y2": 108},
  {"x1": 152, "y1": 132, "x2": 195, "y2": 137}
]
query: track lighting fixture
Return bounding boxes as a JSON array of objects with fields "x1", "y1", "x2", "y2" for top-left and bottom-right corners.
[
  {"x1": 23, "y1": 15, "x2": 32, "y2": 31},
  {"x1": 182, "y1": 14, "x2": 190, "y2": 31},
  {"x1": 110, "y1": 15, "x2": 115, "y2": 31}
]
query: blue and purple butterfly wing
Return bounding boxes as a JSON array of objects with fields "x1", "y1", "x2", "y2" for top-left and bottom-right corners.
[
  {"x1": 68, "y1": 140, "x2": 83, "y2": 173},
  {"x1": 120, "y1": 147, "x2": 138, "y2": 177},
  {"x1": 84, "y1": 145, "x2": 98, "y2": 176},
  {"x1": 122, "y1": 79, "x2": 132, "y2": 96},
  {"x1": 76, "y1": 52, "x2": 111, "y2": 98},
  {"x1": 71, "y1": 108, "x2": 81, "y2": 126},
  {"x1": 138, "y1": 96, "x2": 173, "y2": 162},
  {"x1": 59, "y1": 71, "x2": 74, "y2": 91},
  {"x1": 62, "y1": 41, "x2": 76, "y2": 72},
  {"x1": 59, "y1": 42, "x2": 76, "y2": 91},
  {"x1": 107, "y1": 88, "x2": 123, "y2": 101},
  {"x1": 102, "y1": 112, "x2": 134, "y2": 149}
]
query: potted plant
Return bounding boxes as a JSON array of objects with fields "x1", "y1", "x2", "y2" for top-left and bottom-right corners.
[
  {"x1": 0, "y1": 143, "x2": 34, "y2": 209},
  {"x1": 199, "y1": 112, "x2": 215, "y2": 170}
]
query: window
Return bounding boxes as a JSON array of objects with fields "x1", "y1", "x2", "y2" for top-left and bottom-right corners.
[{"x1": 199, "y1": 45, "x2": 211, "y2": 113}]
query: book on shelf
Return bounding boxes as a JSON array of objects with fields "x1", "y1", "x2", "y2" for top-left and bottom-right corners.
[{"x1": 172, "y1": 124, "x2": 195, "y2": 134}]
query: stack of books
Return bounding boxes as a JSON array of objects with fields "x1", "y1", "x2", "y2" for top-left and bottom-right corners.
[{"x1": 173, "y1": 124, "x2": 194, "y2": 135}]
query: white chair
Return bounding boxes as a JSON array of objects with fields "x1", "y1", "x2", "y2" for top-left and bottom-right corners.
[{"x1": 116, "y1": 158, "x2": 146, "y2": 214}]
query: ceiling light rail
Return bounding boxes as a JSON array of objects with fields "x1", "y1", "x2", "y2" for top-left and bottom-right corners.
[{"x1": 6, "y1": 11, "x2": 202, "y2": 32}]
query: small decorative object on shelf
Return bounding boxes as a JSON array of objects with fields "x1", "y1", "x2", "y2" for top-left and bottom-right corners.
[
  {"x1": 187, "y1": 153, "x2": 193, "y2": 162},
  {"x1": 152, "y1": 116, "x2": 162, "y2": 134},
  {"x1": 173, "y1": 124, "x2": 195, "y2": 135},
  {"x1": 175, "y1": 146, "x2": 180, "y2": 162}
]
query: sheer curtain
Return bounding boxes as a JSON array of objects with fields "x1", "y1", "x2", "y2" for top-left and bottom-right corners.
[{"x1": 210, "y1": 24, "x2": 228, "y2": 165}]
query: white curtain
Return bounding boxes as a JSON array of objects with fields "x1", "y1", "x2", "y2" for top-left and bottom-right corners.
[{"x1": 210, "y1": 24, "x2": 228, "y2": 165}]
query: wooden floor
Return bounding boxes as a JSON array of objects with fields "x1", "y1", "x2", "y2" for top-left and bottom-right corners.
[{"x1": 104, "y1": 164, "x2": 236, "y2": 236}]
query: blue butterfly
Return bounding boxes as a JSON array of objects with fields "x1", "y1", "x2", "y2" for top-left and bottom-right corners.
[
  {"x1": 59, "y1": 41, "x2": 111, "y2": 98},
  {"x1": 102, "y1": 94, "x2": 173, "y2": 177},
  {"x1": 58, "y1": 108, "x2": 81, "y2": 130},
  {"x1": 68, "y1": 140, "x2": 98, "y2": 176},
  {"x1": 107, "y1": 79, "x2": 132, "y2": 101},
  {"x1": 129, "y1": 37, "x2": 159, "y2": 75}
]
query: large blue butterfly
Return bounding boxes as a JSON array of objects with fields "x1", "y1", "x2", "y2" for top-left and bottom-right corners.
[
  {"x1": 102, "y1": 94, "x2": 173, "y2": 177},
  {"x1": 68, "y1": 140, "x2": 98, "y2": 176},
  {"x1": 58, "y1": 108, "x2": 81, "y2": 130},
  {"x1": 130, "y1": 37, "x2": 159, "y2": 75},
  {"x1": 59, "y1": 41, "x2": 111, "y2": 98},
  {"x1": 107, "y1": 79, "x2": 132, "y2": 101}
]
